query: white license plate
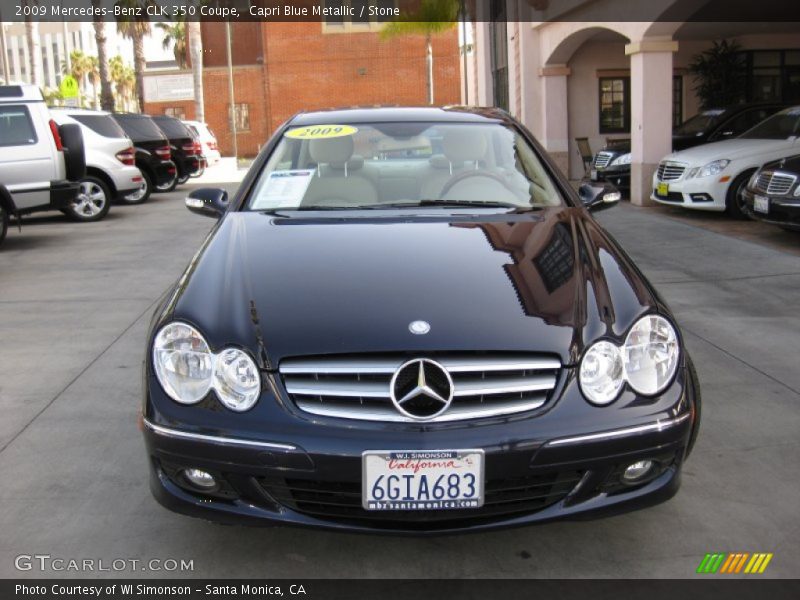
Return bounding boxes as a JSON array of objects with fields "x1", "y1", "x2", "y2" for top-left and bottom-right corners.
[
  {"x1": 362, "y1": 449, "x2": 484, "y2": 510},
  {"x1": 754, "y1": 194, "x2": 769, "y2": 214},
  {"x1": 590, "y1": 169, "x2": 598, "y2": 180}
]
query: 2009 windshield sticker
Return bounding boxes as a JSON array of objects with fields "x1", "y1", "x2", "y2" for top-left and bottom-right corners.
[{"x1": 285, "y1": 124, "x2": 358, "y2": 140}]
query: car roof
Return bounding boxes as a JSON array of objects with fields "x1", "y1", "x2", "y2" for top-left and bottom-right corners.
[
  {"x1": 0, "y1": 83, "x2": 43, "y2": 102},
  {"x1": 49, "y1": 106, "x2": 113, "y2": 116},
  {"x1": 288, "y1": 106, "x2": 511, "y2": 126}
]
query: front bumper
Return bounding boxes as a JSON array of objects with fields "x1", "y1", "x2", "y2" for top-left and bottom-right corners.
[
  {"x1": 143, "y1": 363, "x2": 699, "y2": 534},
  {"x1": 742, "y1": 188, "x2": 800, "y2": 230},
  {"x1": 650, "y1": 172, "x2": 728, "y2": 211},
  {"x1": 593, "y1": 165, "x2": 630, "y2": 190}
]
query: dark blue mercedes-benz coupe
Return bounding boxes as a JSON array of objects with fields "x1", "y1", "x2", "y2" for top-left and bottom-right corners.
[{"x1": 141, "y1": 107, "x2": 700, "y2": 533}]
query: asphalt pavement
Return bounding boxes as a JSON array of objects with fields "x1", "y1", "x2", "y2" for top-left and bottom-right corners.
[{"x1": 0, "y1": 180, "x2": 798, "y2": 579}]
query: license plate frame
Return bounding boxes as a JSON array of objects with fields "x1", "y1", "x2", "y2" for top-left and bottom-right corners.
[
  {"x1": 657, "y1": 182, "x2": 669, "y2": 196},
  {"x1": 362, "y1": 449, "x2": 485, "y2": 511},
  {"x1": 754, "y1": 194, "x2": 769, "y2": 214}
]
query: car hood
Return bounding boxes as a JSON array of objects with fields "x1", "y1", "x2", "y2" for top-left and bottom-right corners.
[
  {"x1": 163, "y1": 208, "x2": 658, "y2": 368},
  {"x1": 663, "y1": 138, "x2": 798, "y2": 165}
]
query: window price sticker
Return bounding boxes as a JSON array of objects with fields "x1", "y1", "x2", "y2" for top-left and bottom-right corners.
[{"x1": 252, "y1": 169, "x2": 315, "y2": 209}]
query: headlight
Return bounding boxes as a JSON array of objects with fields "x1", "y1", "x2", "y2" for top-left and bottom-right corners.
[
  {"x1": 793, "y1": 184, "x2": 800, "y2": 197},
  {"x1": 696, "y1": 159, "x2": 730, "y2": 178},
  {"x1": 749, "y1": 170, "x2": 761, "y2": 189},
  {"x1": 213, "y1": 348, "x2": 260, "y2": 412},
  {"x1": 152, "y1": 323, "x2": 214, "y2": 404},
  {"x1": 579, "y1": 315, "x2": 680, "y2": 405},
  {"x1": 152, "y1": 323, "x2": 260, "y2": 411},
  {"x1": 622, "y1": 316, "x2": 680, "y2": 396},
  {"x1": 579, "y1": 341, "x2": 624, "y2": 405},
  {"x1": 610, "y1": 153, "x2": 631, "y2": 167}
]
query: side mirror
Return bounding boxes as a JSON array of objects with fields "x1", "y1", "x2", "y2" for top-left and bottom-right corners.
[
  {"x1": 185, "y1": 188, "x2": 229, "y2": 219},
  {"x1": 579, "y1": 182, "x2": 621, "y2": 212}
]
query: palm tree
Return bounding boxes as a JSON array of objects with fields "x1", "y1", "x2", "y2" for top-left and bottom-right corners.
[
  {"x1": 86, "y1": 55, "x2": 100, "y2": 108},
  {"x1": 380, "y1": 0, "x2": 459, "y2": 105},
  {"x1": 92, "y1": 1, "x2": 115, "y2": 111},
  {"x1": 156, "y1": 19, "x2": 187, "y2": 69},
  {"x1": 110, "y1": 54, "x2": 137, "y2": 111},
  {"x1": 23, "y1": 0, "x2": 43, "y2": 86},
  {"x1": 187, "y1": 20, "x2": 204, "y2": 122},
  {"x1": 115, "y1": 0, "x2": 155, "y2": 112},
  {"x1": 62, "y1": 50, "x2": 91, "y2": 105}
]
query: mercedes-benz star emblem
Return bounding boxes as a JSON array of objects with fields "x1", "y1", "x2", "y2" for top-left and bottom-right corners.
[
  {"x1": 390, "y1": 358, "x2": 454, "y2": 420},
  {"x1": 408, "y1": 320, "x2": 431, "y2": 335}
]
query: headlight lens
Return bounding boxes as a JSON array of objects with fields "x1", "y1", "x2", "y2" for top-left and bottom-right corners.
[
  {"x1": 696, "y1": 159, "x2": 730, "y2": 178},
  {"x1": 622, "y1": 316, "x2": 680, "y2": 396},
  {"x1": 213, "y1": 348, "x2": 260, "y2": 412},
  {"x1": 793, "y1": 184, "x2": 800, "y2": 197},
  {"x1": 579, "y1": 315, "x2": 680, "y2": 405},
  {"x1": 610, "y1": 153, "x2": 631, "y2": 166},
  {"x1": 152, "y1": 323, "x2": 260, "y2": 411},
  {"x1": 152, "y1": 323, "x2": 214, "y2": 404},
  {"x1": 579, "y1": 341, "x2": 625, "y2": 405}
]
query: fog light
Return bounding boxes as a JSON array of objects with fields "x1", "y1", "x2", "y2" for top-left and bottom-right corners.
[
  {"x1": 622, "y1": 460, "x2": 654, "y2": 482},
  {"x1": 183, "y1": 468, "x2": 217, "y2": 490}
]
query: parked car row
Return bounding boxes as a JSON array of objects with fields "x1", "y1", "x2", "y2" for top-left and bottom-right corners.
[
  {"x1": 0, "y1": 84, "x2": 222, "y2": 246},
  {"x1": 589, "y1": 102, "x2": 800, "y2": 233}
]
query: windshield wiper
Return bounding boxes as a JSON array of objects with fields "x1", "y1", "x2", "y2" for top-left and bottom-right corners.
[{"x1": 357, "y1": 199, "x2": 523, "y2": 210}]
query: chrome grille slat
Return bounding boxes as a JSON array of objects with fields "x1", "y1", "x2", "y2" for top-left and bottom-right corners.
[
  {"x1": 279, "y1": 353, "x2": 560, "y2": 422},
  {"x1": 594, "y1": 151, "x2": 614, "y2": 169},
  {"x1": 656, "y1": 161, "x2": 686, "y2": 181},
  {"x1": 754, "y1": 170, "x2": 797, "y2": 195}
]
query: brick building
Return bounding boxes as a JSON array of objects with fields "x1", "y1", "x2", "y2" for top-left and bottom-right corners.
[{"x1": 143, "y1": 21, "x2": 461, "y2": 157}]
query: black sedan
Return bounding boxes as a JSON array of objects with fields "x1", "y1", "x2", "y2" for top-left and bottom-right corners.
[
  {"x1": 142, "y1": 107, "x2": 700, "y2": 533},
  {"x1": 743, "y1": 154, "x2": 800, "y2": 231},
  {"x1": 590, "y1": 103, "x2": 786, "y2": 193}
]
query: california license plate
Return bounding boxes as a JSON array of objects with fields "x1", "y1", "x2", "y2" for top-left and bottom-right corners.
[
  {"x1": 362, "y1": 449, "x2": 485, "y2": 510},
  {"x1": 590, "y1": 169, "x2": 598, "y2": 180},
  {"x1": 754, "y1": 194, "x2": 769, "y2": 214},
  {"x1": 657, "y1": 182, "x2": 669, "y2": 196}
]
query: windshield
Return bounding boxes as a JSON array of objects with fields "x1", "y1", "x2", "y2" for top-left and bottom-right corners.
[
  {"x1": 673, "y1": 110, "x2": 725, "y2": 136},
  {"x1": 247, "y1": 122, "x2": 565, "y2": 211},
  {"x1": 113, "y1": 114, "x2": 165, "y2": 142},
  {"x1": 739, "y1": 108, "x2": 800, "y2": 139}
]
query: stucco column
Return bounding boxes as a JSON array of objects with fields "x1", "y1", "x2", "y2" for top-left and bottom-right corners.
[
  {"x1": 626, "y1": 40, "x2": 678, "y2": 206},
  {"x1": 539, "y1": 65, "x2": 570, "y2": 177}
]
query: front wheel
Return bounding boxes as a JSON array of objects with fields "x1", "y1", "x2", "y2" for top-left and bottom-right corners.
[
  {"x1": 121, "y1": 170, "x2": 152, "y2": 205},
  {"x1": 725, "y1": 170, "x2": 755, "y2": 219},
  {"x1": 65, "y1": 176, "x2": 111, "y2": 222}
]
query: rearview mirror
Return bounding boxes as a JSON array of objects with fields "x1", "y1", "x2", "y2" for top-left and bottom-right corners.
[
  {"x1": 185, "y1": 188, "x2": 229, "y2": 219},
  {"x1": 578, "y1": 182, "x2": 621, "y2": 211}
]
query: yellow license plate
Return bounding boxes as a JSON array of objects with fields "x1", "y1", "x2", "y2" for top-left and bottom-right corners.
[{"x1": 657, "y1": 182, "x2": 669, "y2": 196}]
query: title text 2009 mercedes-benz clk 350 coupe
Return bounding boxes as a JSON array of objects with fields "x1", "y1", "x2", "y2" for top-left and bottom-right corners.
[{"x1": 141, "y1": 107, "x2": 701, "y2": 533}]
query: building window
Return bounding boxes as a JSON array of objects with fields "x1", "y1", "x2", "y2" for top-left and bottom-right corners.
[
  {"x1": 164, "y1": 107, "x2": 186, "y2": 120},
  {"x1": 598, "y1": 77, "x2": 630, "y2": 134},
  {"x1": 229, "y1": 103, "x2": 250, "y2": 132},
  {"x1": 322, "y1": 0, "x2": 396, "y2": 32},
  {"x1": 742, "y1": 49, "x2": 800, "y2": 104},
  {"x1": 673, "y1": 75, "x2": 683, "y2": 127},
  {"x1": 489, "y1": 0, "x2": 509, "y2": 111}
]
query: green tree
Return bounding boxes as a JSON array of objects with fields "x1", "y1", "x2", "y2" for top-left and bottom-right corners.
[
  {"x1": 115, "y1": 0, "x2": 156, "y2": 112},
  {"x1": 62, "y1": 49, "x2": 91, "y2": 104},
  {"x1": 380, "y1": 0, "x2": 459, "y2": 105},
  {"x1": 156, "y1": 19, "x2": 187, "y2": 69},
  {"x1": 92, "y1": 0, "x2": 115, "y2": 111},
  {"x1": 688, "y1": 40, "x2": 747, "y2": 109}
]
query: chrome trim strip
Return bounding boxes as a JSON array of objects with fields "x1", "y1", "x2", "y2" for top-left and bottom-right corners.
[
  {"x1": 279, "y1": 356, "x2": 561, "y2": 374},
  {"x1": 295, "y1": 397, "x2": 547, "y2": 423},
  {"x1": 284, "y1": 379, "x2": 391, "y2": 398},
  {"x1": 143, "y1": 419, "x2": 297, "y2": 451},
  {"x1": 453, "y1": 375, "x2": 556, "y2": 396},
  {"x1": 545, "y1": 412, "x2": 692, "y2": 447}
]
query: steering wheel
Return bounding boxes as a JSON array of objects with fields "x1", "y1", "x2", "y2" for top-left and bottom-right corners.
[{"x1": 438, "y1": 169, "x2": 519, "y2": 199}]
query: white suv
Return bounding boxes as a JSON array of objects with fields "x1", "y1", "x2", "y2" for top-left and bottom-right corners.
[
  {"x1": 0, "y1": 84, "x2": 86, "y2": 221},
  {"x1": 50, "y1": 108, "x2": 143, "y2": 218},
  {"x1": 183, "y1": 120, "x2": 220, "y2": 166}
]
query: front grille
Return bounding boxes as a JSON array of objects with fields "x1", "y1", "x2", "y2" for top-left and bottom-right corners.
[
  {"x1": 258, "y1": 470, "x2": 584, "y2": 528},
  {"x1": 754, "y1": 170, "x2": 797, "y2": 195},
  {"x1": 279, "y1": 353, "x2": 561, "y2": 422},
  {"x1": 594, "y1": 151, "x2": 614, "y2": 169},
  {"x1": 656, "y1": 162, "x2": 686, "y2": 181}
]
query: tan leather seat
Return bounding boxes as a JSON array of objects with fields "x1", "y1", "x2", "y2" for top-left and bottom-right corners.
[
  {"x1": 302, "y1": 137, "x2": 379, "y2": 207},
  {"x1": 419, "y1": 129, "x2": 489, "y2": 200}
]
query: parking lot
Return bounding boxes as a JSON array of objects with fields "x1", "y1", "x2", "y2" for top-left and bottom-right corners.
[{"x1": 0, "y1": 178, "x2": 798, "y2": 579}]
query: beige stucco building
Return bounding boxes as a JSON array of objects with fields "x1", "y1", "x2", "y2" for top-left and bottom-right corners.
[{"x1": 464, "y1": 1, "x2": 800, "y2": 204}]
